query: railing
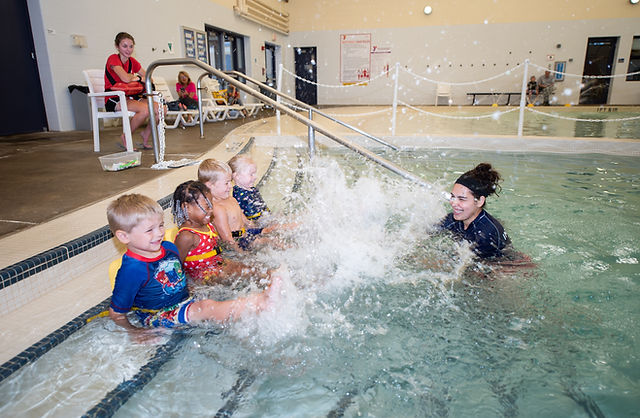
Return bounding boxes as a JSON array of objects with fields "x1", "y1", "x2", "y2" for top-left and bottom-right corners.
[
  {"x1": 144, "y1": 58, "x2": 437, "y2": 191},
  {"x1": 224, "y1": 70, "x2": 398, "y2": 151}
]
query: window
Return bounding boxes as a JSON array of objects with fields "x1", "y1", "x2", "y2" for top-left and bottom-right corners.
[
  {"x1": 626, "y1": 36, "x2": 640, "y2": 81},
  {"x1": 205, "y1": 26, "x2": 246, "y2": 74}
]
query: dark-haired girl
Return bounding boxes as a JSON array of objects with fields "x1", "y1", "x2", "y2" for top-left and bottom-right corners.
[
  {"x1": 172, "y1": 180, "x2": 271, "y2": 285},
  {"x1": 441, "y1": 163, "x2": 511, "y2": 259}
]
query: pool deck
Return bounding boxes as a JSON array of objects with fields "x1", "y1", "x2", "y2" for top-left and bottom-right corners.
[{"x1": 1, "y1": 105, "x2": 639, "y2": 366}]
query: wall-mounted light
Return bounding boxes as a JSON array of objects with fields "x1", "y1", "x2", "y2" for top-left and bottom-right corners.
[
  {"x1": 71, "y1": 34, "x2": 87, "y2": 48},
  {"x1": 631, "y1": 0, "x2": 639, "y2": 5},
  {"x1": 424, "y1": 5, "x2": 433, "y2": 15}
]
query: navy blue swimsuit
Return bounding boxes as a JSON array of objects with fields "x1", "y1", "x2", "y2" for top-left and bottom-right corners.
[
  {"x1": 233, "y1": 185, "x2": 269, "y2": 220},
  {"x1": 440, "y1": 209, "x2": 510, "y2": 258}
]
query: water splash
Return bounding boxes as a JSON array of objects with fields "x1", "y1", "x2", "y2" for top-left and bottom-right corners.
[{"x1": 220, "y1": 156, "x2": 471, "y2": 348}]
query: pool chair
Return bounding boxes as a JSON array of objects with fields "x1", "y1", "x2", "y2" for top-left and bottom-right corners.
[
  {"x1": 435, "y1": 83, "x2": 452, "y2": 106},
  {"x1": 83, "y1": 69, "x2": 135, "y2": 152},
  {"x1": 108, "y1": 226, "x2": 179, "y2": 289},
  {"x1": 194, "y1": 78, "x2": 231, "y2": 122},
  {"x1": 201, "y1": 78, "x2": 246, "y2": 120},
  {"x1": 152, "y1": 76, "x2": 199, "y2": 128},
  {"x1": 216, "y1": 84, "x2": 265, "y2": 116},
  {"x1": 213, "y1": 89, "x2": 264, "y2": 118}
]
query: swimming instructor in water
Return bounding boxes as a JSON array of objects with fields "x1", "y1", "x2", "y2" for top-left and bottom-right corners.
[{"x1": 440, "y1": 163, "x2": 510, "y2": 259}]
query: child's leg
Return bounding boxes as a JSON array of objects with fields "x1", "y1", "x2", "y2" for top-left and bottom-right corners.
[{"x1": 188, "y1": 274, "x2": 282, "y2": 323}]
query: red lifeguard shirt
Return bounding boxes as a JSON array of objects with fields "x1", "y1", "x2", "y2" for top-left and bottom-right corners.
[{"x1": 104, "y1": 54, "x2": 142, "y2": 103}]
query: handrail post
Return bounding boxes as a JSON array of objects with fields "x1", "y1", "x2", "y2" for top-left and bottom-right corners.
[
  {"x1": 308, "y1": 108, "x2": 315, "y2": 159},
  {"x1": 277, "y1": 63, "x2": 283, "y2": 135},
  {"x1": 392, "y1": 62, "x2": 400, "y2": 136},
  {"x1": 197, "y1": 75, "x2": 205, "y2": 139},
  {"x1": 517, "y1": 59, "x2": 529, "y2": 137},
  {"x1": 144, "y1": 79, "x2": 159, "y2": 162}
]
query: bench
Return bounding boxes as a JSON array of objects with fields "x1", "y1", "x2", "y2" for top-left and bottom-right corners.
[{"x1": 467, "y1": 92, "x2": 521, "y2": 106}]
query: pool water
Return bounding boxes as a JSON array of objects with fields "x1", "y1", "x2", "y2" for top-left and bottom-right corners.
[
  {"x1": 392, "y1": 106, "x2": 640, "y2": 139},
  {"x1": 0, "y1": 148, "x2": 638, "y2": 417}
]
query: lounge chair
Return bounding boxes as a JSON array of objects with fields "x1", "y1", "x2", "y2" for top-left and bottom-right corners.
[
  {"x1": 152, "y1": 76, "x2": 200, "y2": 128},
  {"x1": 200, "y1": 78, "x2": 248, "y2": 119}
]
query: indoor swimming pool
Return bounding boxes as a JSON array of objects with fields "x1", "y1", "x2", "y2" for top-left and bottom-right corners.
[
  {"x1": 0, "y1": 146, "x2": 638, "y2": 417},
  {"x1": 324, "y1": 105, "x2": 640, "y2": 140}
]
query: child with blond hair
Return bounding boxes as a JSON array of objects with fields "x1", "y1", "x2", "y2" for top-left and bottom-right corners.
[
  {"x1": 106, "y1": 193, "x2": 281, "y2": 340},
  {"x1": 198, "y1": 159, "x2": 275, "y2": 253},
  {"x1": 228, "y1": 155, "x2": 270, "y2": 222}
]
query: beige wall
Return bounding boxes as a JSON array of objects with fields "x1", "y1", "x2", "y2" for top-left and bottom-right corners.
[
  {"x1": 28, "y1": 0, "x2": 287, "y2": 130},
  {"x1": 28, "y1": 0, "x2": 640, "y2": 130},
  {"x1": 282, "y1": 1, "x2": 640, "y2": 106},
  {"x1": 288, "y1": 0, "x2": 640, "y2": 31}
]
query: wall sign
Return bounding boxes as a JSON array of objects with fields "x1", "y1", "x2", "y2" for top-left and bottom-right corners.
[
  {"x1": 371, "y1": 45, "x2": 392, "y2": 78},
  {"x1": 340, "y1": 33, "x2": 371, "y2": 85},
  {"x1": 182, "y1": 26, "x2": 208, "y2": 63},
  {"x1": 554, "y1": 61, "x2": 566, "y2": 81}
]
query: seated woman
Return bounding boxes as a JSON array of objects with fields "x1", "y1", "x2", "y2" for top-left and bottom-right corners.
[
  {"x1": 440, "y1": 163, "x2": 510, "y2": 259},
  {"x1": 104, "y1": 32, "x2": 161, "y2": 150},
  {"x1": 176, "y1": 71, "x2": 198, "y2": 110}
]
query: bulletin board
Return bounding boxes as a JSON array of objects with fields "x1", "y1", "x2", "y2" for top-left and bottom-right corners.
[
  {"x1": 340, "y1": 33, "x2": 371, "y2": 85},
  {"x1": 554, "y1": 61, "x2": 566, "y2": 82},
  {"x1": 182, "y1": 26, "x2": 208, "y2": 64}
]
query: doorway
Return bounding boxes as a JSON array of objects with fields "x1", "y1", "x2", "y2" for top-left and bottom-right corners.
[
  {"x1": 579, "y1": 37, "x2": 618, "y2": 105},
  {"x1": 294, "y1": 47, "x2": 317, "y2": 105},
  {"x1": 205, "y1": 26, "x2": 246, "y2": 88},
  {"x1": 0, "y1": 0, "x2": 48, "y2": 135},
  {"x1": 263, "y1": 43, "x2": 278, "y2": 101}
]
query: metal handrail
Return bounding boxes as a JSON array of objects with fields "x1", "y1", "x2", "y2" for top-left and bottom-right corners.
[
  {"x1": 144, "y1": 58, "x2": 434, "y2": 189},
  {"x1": 224, "y1": 70, "x2": 398, "y2": 151}
]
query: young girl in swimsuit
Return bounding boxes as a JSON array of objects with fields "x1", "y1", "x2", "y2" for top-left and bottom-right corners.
[
  {"x1": 104, "y1": 32, "x2": 162, "y2": 150},
  {"x1": 172, "y1": 180, "x2": 269, "y2": 284}
]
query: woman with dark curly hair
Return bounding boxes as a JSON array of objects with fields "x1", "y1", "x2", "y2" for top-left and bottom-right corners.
[{"x1": 441, "y1": 163, "x2": 511, "y2": 259}]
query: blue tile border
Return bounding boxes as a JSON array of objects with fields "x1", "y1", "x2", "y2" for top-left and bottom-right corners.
[
  {"x1": 0, "y1": 196, "x2": 173, "y2": 292},
  {"x1": 82, "y1": 331, "x2": 189, "y2": 418},
  {"x1": 0, "y1": 298, "x2": 111, "y2": 384},
  {"x1": 0, "y1": 145, "x2": 270, "y2": 403},
  {"x1": 215, "y1": 369, "x2": 256, "y2": 417}
]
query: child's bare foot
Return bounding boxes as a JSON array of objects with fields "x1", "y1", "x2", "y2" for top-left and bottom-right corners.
[{"x1": 266, "y1": 275, "x2": 283, "y2": 302}]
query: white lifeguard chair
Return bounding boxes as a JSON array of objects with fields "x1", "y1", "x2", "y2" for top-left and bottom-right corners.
[
  {"x1": 83, "y1": 69, "x2": 136, "y2": 152},
  {"x1": 435, "y1": 83, "x2": 452, "y2": 106}
]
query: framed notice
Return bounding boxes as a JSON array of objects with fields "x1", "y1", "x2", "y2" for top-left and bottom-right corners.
[
  {"x1": 340, "y1": 33, "x2": 371, "y2": 85},
  {"x1": 182, "y1": 27, "x2": 208, "y2": 63},
  {"x1": 554, "y1": 61, "x2": 566, "y2": 82},
  {"x1": 182, "y1": 27, "x2": 196, "y2": 59},
  {"x1": 371, "y1": 45, "x2": 391, "y2": 78},
  {"x1": 196, "y1": 31, "x2": 208, "y2": 63}
]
